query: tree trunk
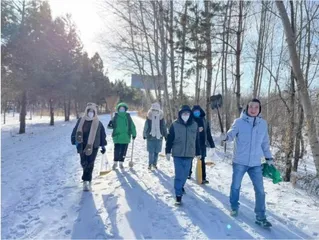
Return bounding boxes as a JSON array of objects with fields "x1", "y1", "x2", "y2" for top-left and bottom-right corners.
[
  {"x1": 253, "y1": 3, "x2": 266, "y2": 98},
  {"x1": 64, "y1": 97, "x2": 69, "y2": 121},
  {"x1": 139, "y1": 1, "x2": 158, "y2": 101},
  {"x1": 204, "y1": 1, "x2": 212, "y2": 122},
  {"x1": 293, "y1": 103, "x2": 303, "y2": 172},
  {"x1": 284, "y1": 69, "x2": 296, "y2": 181},
  {"x1": 159, "y1": 1, "x2": 173, "y2": 124},
  {"x1": 284, "y1": 2, "x2": 296, "y2": 182},
  {"x1": 224, "y1": 2, "x2": 233, "y2": 131},
  {"x1": 49, "y1": 98, "x2": 54, "y2": 126},
  {"x1": 178, "y1": 1, "x2": 189, "y2": 102},
  {"x1": 29, "y1": 105, "x2": 32, "y2": 120},
  {"x1": 169, "y1": 0, "x2": 177, "y2": 116},
  {"x1": 75, "y1": 100, "x2": 79, "y2": 119},
  {"x1": 276, "y1": 1, "x2": 319, "y2": 176},
  {"x1": 67, "y1": 98, "x2": 71, "y2": 121},
  {"x1": 19, "y1": 90, "x2": 27, "y2": 134},
  {"x1": 127, "y1": 0, "x2": 151, "y2": 106},
  {"x1": 235, "y1": 1, "x2": 243, "y2": 117},
  {"x1": 3, "y1": 100, "x2": 7, "y2": 125}
]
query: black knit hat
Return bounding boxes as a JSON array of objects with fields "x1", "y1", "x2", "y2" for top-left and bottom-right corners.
[{"x1": 246, "y1": 98, "x2": 261, "y2": 115}]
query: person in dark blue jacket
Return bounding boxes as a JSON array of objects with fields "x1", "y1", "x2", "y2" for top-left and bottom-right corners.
[
  {"x1": 71, "y1": 103, "x2": 107, "y2": 191},
  {"x1": 189, "y1": 105, "x2": 215, "y2": 183}
]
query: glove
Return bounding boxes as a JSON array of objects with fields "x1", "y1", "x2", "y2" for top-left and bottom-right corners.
[
  {"x1": 196, "y1": 155, "x2": 202, "y2": 159},
  {"x1": 266, "y1": 158, "x2": 274, "y2": 166},
  {"x1": 166, "y1": 153, "x2": 171, "y2": 161},
  {"x1": 107, "y1": 120, "x2": 113, "y2": 128},
  {"x1": 143, "y1": 137, "x2": 146, "y2": 140},
  {"x1": 220, "y1": 133, "x2": 227, "y2": 141},
  {"x1": 132, "y1": 136, "x2": 136, "y2": 140},
  {"x1": 100, "y1": 146, "x2": 106, "y2": 154}
]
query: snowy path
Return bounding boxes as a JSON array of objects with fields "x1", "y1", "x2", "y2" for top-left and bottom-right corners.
[{"x1": 1, "y1": 113, "x2": 319, "y2": 239}]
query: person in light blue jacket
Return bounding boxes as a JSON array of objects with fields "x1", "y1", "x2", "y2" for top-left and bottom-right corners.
[{"x1": 221, "y1": 98, "x2": 274, "y2": 228}]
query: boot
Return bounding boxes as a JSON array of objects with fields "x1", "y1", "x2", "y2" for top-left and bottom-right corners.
[{"x1": 112, "y1": 162, "x2": 117, "y2": 170}]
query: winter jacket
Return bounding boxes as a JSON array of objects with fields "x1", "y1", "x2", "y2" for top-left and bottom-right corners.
[
  {"x1": 107, "y1": 102, "x2": 137, "y2": 144},
  {"x1": 225, "y1": 110, "x2": 272, "y2": 167},
  {"x1": 192, "y1": 105, "x2": 215, "y2": 149},
  {"x1": 71, "y1": 118, "x2": 107, "y2": 153},
  {"x1": 166, "y1": 105, "x2": 200, "y2": 157}
]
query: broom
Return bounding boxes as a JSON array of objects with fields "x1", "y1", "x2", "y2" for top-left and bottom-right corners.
[{"x1": 129, "y1": 140, "x2": 135, "y2": 168}]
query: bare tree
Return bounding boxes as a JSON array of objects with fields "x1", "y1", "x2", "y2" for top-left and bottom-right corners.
[{"x1": 276, "y1": 1, "x2": 319, "y2": 176}]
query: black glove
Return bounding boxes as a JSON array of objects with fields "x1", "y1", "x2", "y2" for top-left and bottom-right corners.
[
  {"x1": 133, "y1": 136, "x2": 136, "y2": 140},
  {"x1": 100, "y1": 146, "x2": 106, "y2": 154},
  {"x1": 143, "y1": 137, "x2": 146, "y2": 140}
]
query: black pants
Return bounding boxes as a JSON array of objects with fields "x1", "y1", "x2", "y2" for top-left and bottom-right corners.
[
  {"x1": 114, "y1": 144, "x2": 129, "y2": 162},
  {"x1": 80, "y1": 148, "x2": 98, "y2": 182},
  {"x1": 189, "y1": 156, "x2": 207, "y2": 180}
]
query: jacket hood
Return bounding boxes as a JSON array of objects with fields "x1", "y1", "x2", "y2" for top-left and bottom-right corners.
[
  {"x1": 192, "y1": 105, "x2": 206, "y2": 118},
  {"x1": 178, "y1": 105, "x2": 193, "y2": 125},
  {"x1": 116, "y1": 102, "x2": 128, "y2": 112}
]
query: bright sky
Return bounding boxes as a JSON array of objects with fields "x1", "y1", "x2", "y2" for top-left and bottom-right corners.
[
  {"x1": 48, "y1": 0, "x2": 259, "y2": 96},
  {"x1": 49, "y1": 0, "x2": 126, "y2": 82},
  {"x1": 49, "y1": 0, "x2": 103, "y2": 57}
]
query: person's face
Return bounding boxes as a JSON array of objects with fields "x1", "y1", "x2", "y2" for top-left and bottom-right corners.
[
  {"x1": 119, "y1": 107, "x2": 126, "y2": 112},
  {"x1": 87, "y1": 110, "x2": 95, "y2": 118},
  {"x1": 247, "y1": 102, "x2": 260, "y2": 116}
]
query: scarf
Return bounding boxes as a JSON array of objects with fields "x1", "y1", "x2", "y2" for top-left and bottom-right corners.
[
  {"x1": 147, "y1": 102, "x2": 163, "y2": 139},
  {"x1": 76, "y1": 103, "x2": 99, "y2": 156}
]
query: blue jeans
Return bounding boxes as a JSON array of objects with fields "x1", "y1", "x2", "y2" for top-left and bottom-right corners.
[
  {"x1": 230, "y1": 163, "x2": 266, "y2": 220},
  {"x1": 174, "y1": 157, "x2": 193, "y2": 196},
  {"x1": 148, "y1": 152, "x2": 159, "y2": 166}
]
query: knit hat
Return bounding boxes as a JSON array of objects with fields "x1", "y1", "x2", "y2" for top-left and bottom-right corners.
[{"x1": 151, "y1": 102, "x2": 161, "y2": 111}]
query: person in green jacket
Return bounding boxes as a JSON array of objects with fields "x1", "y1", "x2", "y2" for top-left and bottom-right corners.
[{"x1": 107, "y1": 102, "x2": 137, "y2": 169}]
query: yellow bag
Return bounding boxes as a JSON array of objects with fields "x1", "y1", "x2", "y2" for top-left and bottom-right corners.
[{"x1": 195, "y1": 157, "x2": 203, "y2": 184}]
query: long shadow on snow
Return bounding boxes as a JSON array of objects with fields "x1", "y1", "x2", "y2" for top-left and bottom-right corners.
[
  {"x1": 154, "y1": 169, "x2": 254, "y2": 239},
  {"x1": 202, "y1": 185, "x2": 311, "y2": 239},
  {"x1": 71, "y1": 191, "x2": 110, "y2": 239},
  {"x1": 116, "y1": 169, "x2": 186, "y2": 239},
  {"x1": 102, "y1": 193, "x2": 123, "y2": 239}
]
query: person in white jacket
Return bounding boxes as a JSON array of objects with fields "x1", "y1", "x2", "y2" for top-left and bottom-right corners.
[{"x1": 221, "y1": 98, "x2": 274, "y2": 228}]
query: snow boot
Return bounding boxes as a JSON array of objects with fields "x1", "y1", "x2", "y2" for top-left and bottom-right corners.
[
  {"x1": 148, "y1": 165, "x2": 152, "y2": 170},
  {"x1": 175, "y1": 196, "x2": 182, "y2": 205},
  {"x1": 153, "y1": 164, "x2": 157, "y2": 169},
  {"x1": 230, "y1": 209, "x2": 238, "y2": 217},
  {"x1": 112, "y1": 162, "x2": 117, "y2": 170},
  {"x1": 119, "y1": 162, "x2": 124, "y2": 169},
  {"x1": 88, "y1": 181, "x2": 92, "y2": 191},
  {"x1": 202, "y1": 179, "x2": 209, "y2": 184},
  {"x1": 255, "y1": 218, "x2": 272, "y2": 228},
  {"x1": 83, "y1": 181, "x2": 89, "y2": 191}
]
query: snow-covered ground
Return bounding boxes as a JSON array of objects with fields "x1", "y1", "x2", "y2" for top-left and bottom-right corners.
[{"x1": 1, "y1": 113, "x2": 319, "y2": 239}]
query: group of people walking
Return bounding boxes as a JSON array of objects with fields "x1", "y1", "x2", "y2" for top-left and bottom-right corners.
[{"x1": 71, "y1": 98, "x2": 273, "y2": 227}]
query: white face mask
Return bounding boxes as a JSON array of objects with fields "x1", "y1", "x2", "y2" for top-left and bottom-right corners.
[
  {"x1": 88, "y1": 111, "x2": 94, "y2": 118},
  {"x1": 181, "y1": 115, "x2": 190, "y2": 122}
]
